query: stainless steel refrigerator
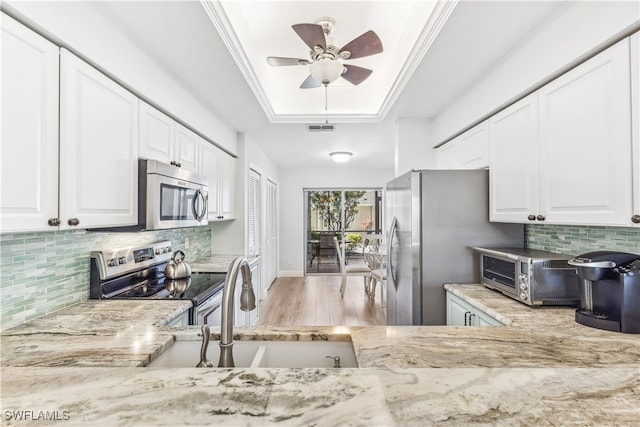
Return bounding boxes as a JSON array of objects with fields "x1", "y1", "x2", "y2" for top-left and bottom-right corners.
[{"x1": 385, "y1": 170, "x2": 523, "y2": 325}]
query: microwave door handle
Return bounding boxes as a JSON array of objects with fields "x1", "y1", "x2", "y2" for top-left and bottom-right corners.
[{"x1": 192, "y1": 189, "x2": 207, "y2": 222}]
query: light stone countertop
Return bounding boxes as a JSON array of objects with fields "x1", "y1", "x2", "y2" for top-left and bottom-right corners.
[
  {"x1": 189, "y1": 254, "x2": 261, "y2": 273},
  {"x1": 1, "y1": 283, "x2": 639, "y2": 426}
]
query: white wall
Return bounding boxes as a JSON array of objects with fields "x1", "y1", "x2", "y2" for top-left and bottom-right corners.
[
  {"x1": 279, "y1": 167, "x2": 394, "y2": 276},
  {"x1": 430, "y1": 0, "x2": 640, "y2": 145},
  {"x1": 394, "y1": 118, "x2": 435, "y2": 177},
  {"x1": 3, "y1": 1, "x2": 238, "y2": 154}
]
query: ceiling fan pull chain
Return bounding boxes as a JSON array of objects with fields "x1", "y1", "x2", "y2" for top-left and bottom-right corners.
[{"x1": 325, "y1": 84, "x2": 328, "y2": 124}]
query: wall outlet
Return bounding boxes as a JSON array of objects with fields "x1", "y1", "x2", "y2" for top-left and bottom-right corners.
[{"x1": 185, "y1": 238, "x2": 190, "y2": 249}]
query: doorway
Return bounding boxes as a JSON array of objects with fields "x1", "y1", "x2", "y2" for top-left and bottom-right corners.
[{"x1": 304, "y1": 188, "x2": 383, "y2": 274}]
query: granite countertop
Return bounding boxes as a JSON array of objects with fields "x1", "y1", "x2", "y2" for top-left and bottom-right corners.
[
  {"x1": 1, "y1": 284, "x2": 639, "y2": 426},
  {"x1": 189, "y1": 254, "x2": 261, "y2": 273}
]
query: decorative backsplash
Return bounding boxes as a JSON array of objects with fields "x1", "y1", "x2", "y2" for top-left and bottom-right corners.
[
  {"x1": 526, "y1": 224, "x2": 640, "y2": 256},
  {"x1": 0, "y1": 227, "x2": 211, "y2": 331}
]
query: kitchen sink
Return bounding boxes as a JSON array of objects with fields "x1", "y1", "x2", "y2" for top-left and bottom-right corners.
[{"x1": 148, "y1": 338, "x2": 358, "y2": 368}]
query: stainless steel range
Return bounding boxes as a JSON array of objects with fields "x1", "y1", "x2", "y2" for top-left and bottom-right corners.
[{"x1": 89, "y1": 241, "x2": 226, "y2": 325}]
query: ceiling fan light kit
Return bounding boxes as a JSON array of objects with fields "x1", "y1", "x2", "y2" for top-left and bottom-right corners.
[
  {"x1": 329, "y1": 151, "x2": 353, "y2": 163},
  {"x1": 309, "y1": 58, "x2": 344, "y2": 85}
]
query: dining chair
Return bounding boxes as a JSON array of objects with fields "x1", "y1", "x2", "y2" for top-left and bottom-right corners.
[
  {"x1": 334, "y1": 237, "x2": 370, "y2": 297},
  {"x1": 365, "y1": 252, "x2": 387, "y2": 306}
]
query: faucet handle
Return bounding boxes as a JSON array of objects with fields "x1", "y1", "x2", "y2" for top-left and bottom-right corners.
[
  {"x1": 196, "y1": 324, "x2": 214, "y2": 368},
  {"x1": 325, "y1": 355, "x2": 341, "y2": 368}
]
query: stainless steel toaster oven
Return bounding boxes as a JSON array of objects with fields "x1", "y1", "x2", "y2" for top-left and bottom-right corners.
[{"x1": 474, "y1": 247, "x2": 579, "y2": 306}]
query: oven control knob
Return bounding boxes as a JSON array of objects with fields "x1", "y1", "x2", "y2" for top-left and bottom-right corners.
[
  {"x1": 165, "y1": 246, "x2": 172, "y2": 253},
  {"x1": 155, "y1": 248, "x2": 161, "y2": 255},
  {"x1": 118, "y1": 257, "x2": 127, "y2": 265},
  {"x1": 519, "y1": 291, "x2": 528, "y2": 301},
  {"x1": 108, "y1": 258, "x2": 116, "y2": 267},
  {"x1": 519, "y1": 281, "x2": 528, "y2": 291}
]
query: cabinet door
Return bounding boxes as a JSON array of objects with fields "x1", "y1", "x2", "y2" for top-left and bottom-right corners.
[
  {"x1": 474, "y1": 310, "x2": 504, "y2": 326},
  {"x1": 174, "y1": 122, "x2": 199, "y2": 172},
  {"x1": 436, "y1": 142, "x2": 458, "y2": 169},
  {"x1": 218, "y1": 151, "x2": 236, "y2": 220},
  {"x1": 199, "y1": 141, "x2": 220, "y2": 220},
  {"x1": 538, "y1": 38, "x2": 633, "y2": 226},
  {"x1": 456, "y1": 121, "x2": 489, "y2": 169},
  {"x1": 59, "y1": 49, "x2": 138, "y2": 229},
  {"x1": 631, "y1": 32, "x2": 640, "y2": 227},
  {"x1": 446, "y1": 292, "x2": 472, "y2": 326},
  {"x1": 139, "y1": 100, "x2": 173, "y2": 163},
  {"x1": 488, "y1": 95, "x2": 540, "y2": 223},
  {"x1": 1, "y1": 14, "x2": 59, "y2": 232}
]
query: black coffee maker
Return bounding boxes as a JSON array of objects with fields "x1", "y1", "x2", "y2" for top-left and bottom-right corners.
[{"x1": 568, "y1": 251, "x2": 640, "y2": 334}]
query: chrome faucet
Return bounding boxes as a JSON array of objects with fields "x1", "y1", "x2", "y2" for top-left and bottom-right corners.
[{"x1": 218, "y1": 257, "x2": 256, "y2": 368}]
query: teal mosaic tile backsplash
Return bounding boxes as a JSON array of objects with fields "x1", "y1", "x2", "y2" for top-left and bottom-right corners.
[
  {"x1": 0, "y1": 226, "x2": 212, "y2": 331},
  {"x1": 526, "y1": 225, "x2": 640, "y2": 256}
]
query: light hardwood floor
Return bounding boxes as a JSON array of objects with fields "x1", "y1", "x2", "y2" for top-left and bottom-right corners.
[{"x1": 257, "y1": 275, "x2": 386, "y2": 326}]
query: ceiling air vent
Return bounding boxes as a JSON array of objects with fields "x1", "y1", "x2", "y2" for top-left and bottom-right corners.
[{"x1": 307, "y1": 124, "x2": 336, "y2": 132}]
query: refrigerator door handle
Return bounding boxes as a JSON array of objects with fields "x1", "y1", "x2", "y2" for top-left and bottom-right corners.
[{"x1": 388, "y1": 216, "x2": 399, "y2": 289}]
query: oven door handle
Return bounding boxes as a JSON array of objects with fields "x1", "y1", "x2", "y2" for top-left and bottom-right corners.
[{"x1": 192, "y1": 188, "x2": 208, "y2": 222}]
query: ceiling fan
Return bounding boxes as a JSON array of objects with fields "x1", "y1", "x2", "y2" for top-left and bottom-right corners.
[{"x1": 267, "y1": 17, "x2": 383, "y2": 89}]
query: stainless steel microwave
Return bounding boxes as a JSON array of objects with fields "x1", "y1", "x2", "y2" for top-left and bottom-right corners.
[
  {"x1": 95, "y1": 158, "x2": 208, "y2": 231},
  {"x1": 474, "y1": 247, "x2": 579, "y2": 306}
]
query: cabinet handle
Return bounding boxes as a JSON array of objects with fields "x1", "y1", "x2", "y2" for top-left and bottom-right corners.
[
  {"x1": 47, "y1": 218, "x2": 61, "y2": 227},
  {"x1": 632, "y1": 215, "x2": 640, "y2": 224},
  {"x1": 527, "y1": 215, "x2": 536, "y2": 221},
  {"x1": 469, "y1": 313, "x2": 476, "y2": 325},
  {"x1": 217, "y1": 215, "x2": 224, "y2": 219},
  {"x1": 464, "y1": 311, "x2": 471, "y2": 326},
  {"x1": 68, "y1": 218, "x2": 80, "y2": 226},
  {"x1": 536, "y1": 215, "x2": 545, "y2": 221},
  {"x1": 170, "y1": 161, "x2": 181, "y2": 168}
]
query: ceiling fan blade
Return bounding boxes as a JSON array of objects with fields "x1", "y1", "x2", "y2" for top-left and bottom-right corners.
[
  {"x1": 341, "y1": 64, "x2": 373, "y2": 85},
  {"x1": 292, "y1": 23, "x2": 326, "y2": 51},
  {"x1": 267, "y1": 56, "x2": 310, "y2": 66},
  {"x1": 300, "y1": 74, "x2": 322, "y2": 89},
  {"x1": 339, "y1": 30, "x2": 383, "y2": 60}
]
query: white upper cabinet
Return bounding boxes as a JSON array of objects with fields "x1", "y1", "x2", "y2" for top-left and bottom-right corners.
[
  {"x1": 1, "y1": 14, "x2": 59, "y2": 232},
  {"x1": 199, "y1": 142, "x2": 235, "y2": 221},
  {"x1": 139, "y1": 100, "x2": 174, "y2": 164},
  {"x1": 489, "y1": 37, "x2": 634, "y2": 226},
  {"x1": 632, "y1": 32, "x2": 640, "y2": 227},
  {"x1": 218, "y1": 151, "x2": 236, "y2": 220},
  {"x1": 139, "y1": 100, "x2": 200, "y2": 172},
  {"x1": 436, "y1": 121, "x2": 489, "y2": 170},
  {"x1": 538, "y1": 37, "x2": 632, "y2": 226},
  {"x1": 60, "y1": 49, "x2": 139, "y2": 229},
  {"x1": 174, "y1": 122, "x2": 200, "y2": 172},
  {"x1": 489, "y1": 95, "x2": 540, "y2": 223}
]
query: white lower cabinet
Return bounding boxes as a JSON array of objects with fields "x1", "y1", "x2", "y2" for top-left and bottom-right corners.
[
  {"x1": 446, "y1": 292, "x2": 503, "y2": 327},
  {"x1": 1, "y1": 14, "x2": 59, "y2": 232},
  {"x1": 60, "y1": 49, "x2": 139, "y2": 229},
  {"x1": 167, "y1": 310, "x2": 190, "y2": 327},
  {"x1": 489, "y1": 37, "x2": 634, "y2": 226}
]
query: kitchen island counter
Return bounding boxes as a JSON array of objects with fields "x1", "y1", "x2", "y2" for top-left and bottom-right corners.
[{"x1": 1, "y1": 284, "x2": 638, "y2": 426}]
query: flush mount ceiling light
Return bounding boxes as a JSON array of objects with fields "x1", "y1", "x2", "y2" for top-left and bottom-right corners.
[{"x1": 329, "y1": 151, "x2": 352, "y2": 163}]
